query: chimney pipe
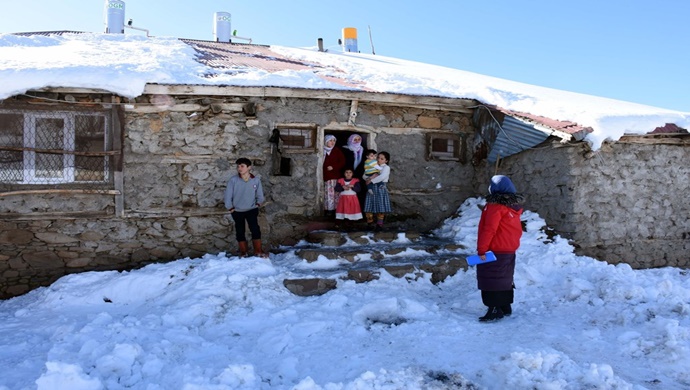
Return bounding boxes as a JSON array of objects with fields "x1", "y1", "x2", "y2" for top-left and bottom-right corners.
[{"x1": 317, "y1": 38, "x2": 324, "y2": 52}]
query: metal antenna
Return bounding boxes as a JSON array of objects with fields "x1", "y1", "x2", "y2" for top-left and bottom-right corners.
[{"x1": 368, "y1": 25, "x2": 376, "y2": 55}]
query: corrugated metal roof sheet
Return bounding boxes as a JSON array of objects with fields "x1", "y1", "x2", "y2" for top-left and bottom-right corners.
[
  {"x1": 487, "y1": 116, "x2": 550, "y2": 163},
  {"x1": 180, "y1": 39, "x2": 313, "y2": 72},
  {"x1": 499, "y1": 108, "x2": 592, "y2": 140},
  {"x1": 473, "y1": 105, "x2": 591, "y2": 163},
  {"x1": 12, "y1": 31, "x2": 86, "y2": 37},
  {"x1": 180, "y1": 39, "x2": 370, "y2": 90}
]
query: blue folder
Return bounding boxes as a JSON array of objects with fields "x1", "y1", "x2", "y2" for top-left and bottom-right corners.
[{"x1": 466, "y1": 251, "x2": 497, "y2": 266}]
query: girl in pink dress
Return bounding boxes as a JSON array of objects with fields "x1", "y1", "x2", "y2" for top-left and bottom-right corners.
[{"x1": 334, "y1": 168, "x2": 363, "y2": 230}]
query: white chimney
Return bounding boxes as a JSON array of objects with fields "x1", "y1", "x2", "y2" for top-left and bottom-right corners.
[
  {"x1": 213, "y1": 12, "x2": 232, "y2": 42},
  {"x1": 104, "y1": 0, "x2": 126, "y2": 34}
]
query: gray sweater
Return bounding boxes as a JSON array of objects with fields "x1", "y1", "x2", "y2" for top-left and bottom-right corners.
[{"x1": 224, "y1": 174, "x2": 265, "y2": 212}]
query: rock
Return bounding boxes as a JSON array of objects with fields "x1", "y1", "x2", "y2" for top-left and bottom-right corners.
[{"x1": 283, "y1": 278, "x2": 337, "y2": 296}]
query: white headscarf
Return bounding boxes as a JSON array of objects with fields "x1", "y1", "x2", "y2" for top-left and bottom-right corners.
[
  {"x1": 324, "y1": 134, "x2": 336, "y2": 155},
  {"x1": 346, "y1": 134, "x2": 363, "y2": 168}
]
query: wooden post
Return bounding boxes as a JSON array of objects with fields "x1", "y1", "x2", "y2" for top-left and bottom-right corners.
[{"x1": 111, "y1": 103, "x2": 125, "y2": 218}]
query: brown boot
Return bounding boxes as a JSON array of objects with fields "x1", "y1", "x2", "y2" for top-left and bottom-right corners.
[
  {"x1": 237, "y1": 241, "x2": 248, "y2": 257},
  {"x1": 252, "y1": 239, "x2": 269, "y2": 258}
]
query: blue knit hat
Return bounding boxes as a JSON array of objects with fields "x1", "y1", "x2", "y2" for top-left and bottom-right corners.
[{"x1": 488, "y1": 175, "x2": 517, "y2": 194}]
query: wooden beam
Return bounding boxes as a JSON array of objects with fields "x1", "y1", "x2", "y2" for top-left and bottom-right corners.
[
  {"x1": 143, "y1": 84, "x2": 478, "y2": 111},
  {"x1": 0, "y1": 210, "x2": 111, "y2": 220},
  {"x1": 0, "y1": 189, "x2": 120, "y2": 198},
  {"x1": 617, "y1": 137, "x2": 689, "y2": 145},
  {"x1": 124, "y1": 102, "x2": 245, "y2": 113},
  {"x1": 112, "y1": 104, "x2": 125, "y2": 218},
  {"x1": 348, "y1": 100, "x2": 359, "y2": 125},
  {"x1": 0, "y1": 146, "x2": 120, "y2": 156},
  {"x1": 26, "y1": 86, "x2": 478, "y2": 113}
]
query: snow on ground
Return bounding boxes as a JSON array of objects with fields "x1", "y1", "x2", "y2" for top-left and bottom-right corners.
[{"x1": 1, "y1": 198, "x2": 689, "y2": 389}]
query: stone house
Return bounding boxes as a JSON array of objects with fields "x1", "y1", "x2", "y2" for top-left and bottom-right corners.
[{"x1": 0, "y1": 37, "x2": 688, "y2": 298}]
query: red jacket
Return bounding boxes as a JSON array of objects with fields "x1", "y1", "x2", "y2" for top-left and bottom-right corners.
[
  {"x1": 477, "y1": 202, "x2": 523, "y2": 255},
  {"x1": 323, "y1": 147, "x2": 345, "y2": 181}
]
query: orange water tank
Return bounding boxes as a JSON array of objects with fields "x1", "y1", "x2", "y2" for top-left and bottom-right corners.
[{"x1": 342, "y1": 27, "x2": 358, "y2": 53}]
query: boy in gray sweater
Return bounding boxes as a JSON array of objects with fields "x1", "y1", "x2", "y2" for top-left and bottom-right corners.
[{"x1": 224, "y1": 158, "x2": 267, "y2": 257}]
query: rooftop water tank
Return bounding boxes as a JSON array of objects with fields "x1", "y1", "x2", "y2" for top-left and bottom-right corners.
[
  {"x1": 214, "y1": 12, "x2": 232, "y2": 42},
  {"x1": 104, "y1": 0, "x2": 126, "y2": 34},
  {"x1": 342, "y1": 27, "x2": 358, "y2": 52}
]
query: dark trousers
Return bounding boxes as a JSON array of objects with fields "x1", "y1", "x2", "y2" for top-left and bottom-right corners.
[
  {"x1": 481, "y1": 289, "x2": 514, "y2": 308},
  {"x1": 231, "y1": 208, "x2": 261, "y2": 242}
]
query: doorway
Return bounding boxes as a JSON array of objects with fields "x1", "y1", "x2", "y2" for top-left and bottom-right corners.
[{"x1": 320, "y1": 129, "x2": 375, "y2": 214}]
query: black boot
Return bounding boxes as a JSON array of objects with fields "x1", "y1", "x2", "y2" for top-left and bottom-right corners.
[
  {"x1": 501, "y1": 304, "x2": 512, "y2": 316},
  {"x1": 479, "y1": 307, "x2": 504, "y2": 322}
]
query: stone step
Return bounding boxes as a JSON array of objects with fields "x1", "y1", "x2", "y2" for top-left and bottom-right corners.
[
  {"x1": 304, "y1": 230, "x2": 422, "y2": 247},
  {"x1": 283, "y1": 257, "x2": 469, "y2": 296},
  {"x1": 294, "y1": 244, "x2": 465, "y2": 262},
  {"x1": 281, "y1": 229, "x2": 472, "y2": 296}
]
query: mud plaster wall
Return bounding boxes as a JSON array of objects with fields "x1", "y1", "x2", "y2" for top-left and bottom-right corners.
[
  {"x1": 476, "y1": 140, "x2": 690, "y2": 269},
  {"x1": 0, "y1": 94, "x2": 476, "y2": 298}
]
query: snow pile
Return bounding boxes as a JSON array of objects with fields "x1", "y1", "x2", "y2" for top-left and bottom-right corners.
[{"x1": 1, "y1": 199, "x2": 689, "y2": 388}]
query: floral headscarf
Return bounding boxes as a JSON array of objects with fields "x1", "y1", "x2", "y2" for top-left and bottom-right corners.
[
  {"x1": 324, "y1": 134, "x2": 336, "y2": 155},
  {"x1": 346, "y1": 134, "x2": 363, "y2": 168}
]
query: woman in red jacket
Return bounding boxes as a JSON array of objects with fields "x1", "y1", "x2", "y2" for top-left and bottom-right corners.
[
  {"x1": 476, "y1": 175, "x2": 524, "y2": 322},
  {"x1": 323, "y1": 134, "x2": 345, "y2": 218}
]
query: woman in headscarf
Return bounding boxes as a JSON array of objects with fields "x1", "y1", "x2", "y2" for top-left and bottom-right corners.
[
  {"x1": 323, "y1": 134, "x2": 345, "y2": 218},
  {"x1": 342, "y1": 133, "x2": 367, "y2": 208}
]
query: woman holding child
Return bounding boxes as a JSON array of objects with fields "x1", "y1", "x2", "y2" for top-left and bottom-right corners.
[{"x1": 363, "y1": 151, "x2": 391, "y2": 231}]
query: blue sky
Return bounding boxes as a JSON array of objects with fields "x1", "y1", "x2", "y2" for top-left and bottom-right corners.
[{"x1": 1, "y1": 0, "x2": 688, "y2": 112}]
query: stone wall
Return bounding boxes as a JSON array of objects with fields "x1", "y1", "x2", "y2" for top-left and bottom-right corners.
[
  {"x1": 0, "y1": 93, "x2": 477, "y2": 298},
  {"x1": 0, "y1": 214, "x2": 234, "y2": 297},
  {"x1": 482, "y1": 139, "x2": 690, "y2": 268}
]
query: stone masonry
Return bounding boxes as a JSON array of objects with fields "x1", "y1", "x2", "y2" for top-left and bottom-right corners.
[
  {"x1": 0, "y1": 92, "x2": 477, "y2": 298},
  {"x1": 481, "y1": 138, "x2": 690, "y2": 268}
]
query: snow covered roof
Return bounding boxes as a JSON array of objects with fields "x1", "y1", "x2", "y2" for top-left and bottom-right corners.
[{"x1": 1, "y1": 31, "x2": 688, "y2": 150}]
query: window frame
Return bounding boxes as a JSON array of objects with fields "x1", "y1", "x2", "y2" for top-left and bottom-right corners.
[
  {"x1": 426, "y1": 132, "x2": 465, "y2": 162},
  {"x1": 0, "y1": 107, "x2": 113, "y2": 187},
  {"x1": 273, "y1": 123, "x2": 317, "y2": 153}
]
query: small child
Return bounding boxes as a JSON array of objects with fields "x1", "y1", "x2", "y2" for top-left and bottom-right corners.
[
  {"x1": 362, "y1": 149, "x2": 381, "y2": 195},
  {"x1": 334, "y1": 168, "x2": 363, "y2": 230}
]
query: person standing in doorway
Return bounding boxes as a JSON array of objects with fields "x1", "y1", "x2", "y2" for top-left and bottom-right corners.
[
  {"x1": 323, "y1": 134, "x2": 345, "y2": 218},
  {"x1": 224, "y1": 157, "x2": 267, "y2": 258},
  {"x1": 361, "y1": 149, "x2": 381, "y2": 195},
  {"x1": 476, "y1": 175, "x2": 524, "y2": 322},
  {"x1": 342, "y1": 133, "x2": 367, "y2": 208},
  {"x1": 363, "y1": 151, "x2": 391, "y2": 231}
]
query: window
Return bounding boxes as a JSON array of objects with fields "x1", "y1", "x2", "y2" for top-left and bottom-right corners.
[
  {"x1": 427, "y1": 133, "x2": 465, "y2": 162},
  {"x1": 280, "y1": 129, "x2": 313, "y2": 148},
  {"x1": 273, "y1": 123, "x2": 317, "y2": 151},
  {"x1": 0, "y1": 108, "x2": 113, "y2": 186}
]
